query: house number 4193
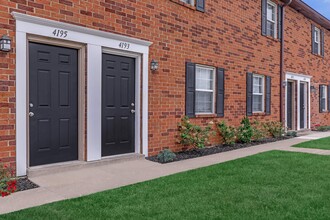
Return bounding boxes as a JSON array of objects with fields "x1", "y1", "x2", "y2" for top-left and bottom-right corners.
[
  {"x1": 119, "y1": 42, "x2": 130, "y2": 50},
  {"x1": 52, "y1": 29, "x2": 68, "y2": 38}
]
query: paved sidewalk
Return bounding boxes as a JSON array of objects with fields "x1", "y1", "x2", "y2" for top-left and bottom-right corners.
[{"x1": 1, "y1": 132, "x2": 330, "y2": 215}]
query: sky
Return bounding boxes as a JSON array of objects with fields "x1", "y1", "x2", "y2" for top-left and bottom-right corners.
[{"x1": 303, "y1": 0, "x2": 330, "y2": 20}]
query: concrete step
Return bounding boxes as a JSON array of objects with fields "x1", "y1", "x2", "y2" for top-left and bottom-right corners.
[{"x1": 27, "y1": 153, "x2": 145, "y2": 178}]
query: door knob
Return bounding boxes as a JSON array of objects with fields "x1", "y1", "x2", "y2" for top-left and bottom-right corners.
[
  {"x1": 29, "y1": 112, "x2": 34, "y2": 117},
  {"x1": 29, "y1": 103, "x2": 34, "y2": 108},
  {"x1": 131, "y1": 109, "x2": 135, "y2": 114}
]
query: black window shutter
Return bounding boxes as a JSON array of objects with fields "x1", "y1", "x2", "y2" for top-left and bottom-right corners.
[
  {"x1": 278, "y1": 5, "x2": 283, "y2": 40},
  {"x1": 321, "y1": 29, "x2": 325, "y2": 57},
  {"x1": 320, "y1": 85, "x2": 323, "y2": 113},
  {"x1": 196, "y1": 0, "x2": 205, "y2": 12},
  {"x1": 261, "y1": 0, "x2": 267, "y2": 36},
  {"x1": 216, "y1": 68, "x2": 225, "y2": 117},
  {"x1": 328, "y1": 85, "x2": 330, "y2": 112},
  {"x1": 246, "y1": 72, "x2": 253, "y2": 116},
  {"x1": 265, "y1": 76, "x2": 271, "y2": 115},
  {"x1": 185, "y1": 62, "x2": 196, "y2": 117},
  {"x1": 312, "y1": 24, "x2": 316, "y2": 55}
]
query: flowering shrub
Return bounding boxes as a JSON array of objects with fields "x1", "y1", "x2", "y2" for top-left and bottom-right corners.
[
  {"x1": 0, "y1": 163, "x2": 17, "y2": 197},
  {"x1": 216, "y1": 121, "x2": 236, "y2": 145},
  {"x1": 178, "y1": 116, "x2": 214, "y2": 149}
]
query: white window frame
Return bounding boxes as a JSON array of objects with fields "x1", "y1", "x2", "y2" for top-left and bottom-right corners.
[
  {"x1": 252, "y1": 74, "x2": 265, "y2": 113},
  {"x1": 195, "y1": 65, "x2": 216, "y2": 115},
  {"x1": 266, "y1": 0, "x2": 277, "y2": 38},
  {"x1": 321, "y1": 85, "x2": 327, "y2": 112},
  {"x1": 314, "y1": 27, "x2": 321, "y2": 55},
  {"x1": 180, "y1": 0, "x2": 195, "y2": 6}
]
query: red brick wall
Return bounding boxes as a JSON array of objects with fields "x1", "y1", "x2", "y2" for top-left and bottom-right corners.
[
  {"x1": 284, "y1": 6, "x2": 330, "y2": 128},
  {"x1": 1, "y1": 0, "x2": 310, "y2": 167}
]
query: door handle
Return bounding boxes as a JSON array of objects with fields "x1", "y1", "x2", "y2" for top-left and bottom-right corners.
[
  {"x1": 131, "y1": 109, "x2": 135, "y2": 114},
  {"x1": 29, "y1": 112, "x2": 34, "y2": 117}
]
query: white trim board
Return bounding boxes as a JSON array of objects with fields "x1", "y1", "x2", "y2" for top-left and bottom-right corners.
[
  {"x1": 14, "y1": 13, "x2": 151, "y2": 176},
  {"x1": 285, "y1": 72, "x2": 312, "y2": 131}
]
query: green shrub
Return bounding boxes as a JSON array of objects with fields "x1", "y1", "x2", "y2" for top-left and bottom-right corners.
[
  {"x1": 264, "y1": 121, "x2": 284, "y2": 138},
  {"x1": 216, "y1": 121, "x2": 236, "y2": 145},
  {"x1": 157, "y1": 149, "x2": 176, "y2": 163},
  {"x1": 251, "y1": 120, "x2": 267, "y2": 141},
  {"x1": 237, "y1": 117, "x2": 253, "y2": 143},
  {"x1": 316, "y1": 126, "x2": 330, "y2": 132},
  {"x1": 178, "y1": 116, "x2": 214, "y2": 149},
  {"x1": 286, "y1": 131, "x2": 298, "y2": 137}
]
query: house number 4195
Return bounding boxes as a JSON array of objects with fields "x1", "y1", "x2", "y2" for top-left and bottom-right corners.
[{"x1": 52, "y1": 29, "x2": 68, "y2": 38}]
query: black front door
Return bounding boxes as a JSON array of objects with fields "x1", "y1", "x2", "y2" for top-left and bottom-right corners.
[
  {"x1": 300, "y1": 83, "x2": 305, "y2": 129},
  {"x1": 102, "y1": 54, "x2": 135, "y2": 157},
  {"x1": 287, "y1": 82, "x2": 293, "y2": 130},
  {"x1": 29, "y1": 43, "x2": 78, "y2": 166}
]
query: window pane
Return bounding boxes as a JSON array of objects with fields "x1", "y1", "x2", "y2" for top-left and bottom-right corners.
[
  {"x1": 196, "y1": 91, "x2": 213, "y2": 113},
  {"x1": 253, "y1": 77, "x2": 263, "y2": 94},
  {"x1": 180, "y1": 0, "x2": 194, "y2": 5},
  {"x1": 267, "y1": 4, "x2": 275, "y2": 21},
  {"x1": 253, "y1": 95, "x2": 263, "y2": 112},
  {"x1": 315, "y1": 29, "x2": 319, "y2": 42},
  {"x1": 322, "y1": 86, "x2": 326, "y2": 98},
  {"x1": 322, "y1": 98, "x2": 326, "y2": 111},
  {"x1": 266, "y1": 21, "x2": 275, "y2": 37},
  {"x1": 196, "y1": 67, "x2": 213, "y2": 90}
]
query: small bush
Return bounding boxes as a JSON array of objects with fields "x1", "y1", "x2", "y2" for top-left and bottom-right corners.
[
  {"x1": 0, "y1": 163, "x2": 16, "y2": 197},
  {"x1": 286, "y1": 131, "x2": 298, "y2": 137},
  {"x1": 178, "y1": 116, "x2": 214, "y2": 149},
  {"x1": 237, "y1": 117, "x2": 253, "y2": 143},
  {"x1": 216, "y1": 121, "x2": 236, "y2": 145},
  {"x1": 251, "y1": 120, "x2": 267, "y2": 141},
  {"x1": 157, "y1": 149, "x2": 176, "y2": 163},
  {"x1": 264, "y1": 121, "x2": 284, "y2": 138},
  {"x1": 315, "y1": 126, "x2": 330, "y2": 132}
]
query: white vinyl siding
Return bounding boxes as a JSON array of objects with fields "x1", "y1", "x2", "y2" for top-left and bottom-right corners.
[
  {"x1": 266, "y1": 1, "x2": 277, "y2": 38},
  {"x1": 253, "y1": 75, "x2": 265, "y2": 112},
  {"x1": 195, "y1": 65, "x2": 215, "y2": 114}
]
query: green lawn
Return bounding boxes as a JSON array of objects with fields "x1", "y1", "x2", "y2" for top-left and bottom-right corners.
[
  {"x1": 292, "y1": 137, "x2": 330, "y2": 150},
  {"x1": 2, "y1": 151, "x2": 330, "y2": 220}
]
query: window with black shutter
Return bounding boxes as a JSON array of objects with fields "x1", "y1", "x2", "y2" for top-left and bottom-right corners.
[
  {"x1": 312, "y1": 25, "x2": 324, "y2": 56},
  {"x1": 185, "y1": 62, "x2": 225, "y2": 117},
  {"x1": 262, "y1": 0, "x2": 280, "y2": 39},
  {"x1": 320, "y1": 85, "x2": 327, "y2": 113},
  {"x1": 246, "y1": 73, "x2": 272, "y2": 115}
]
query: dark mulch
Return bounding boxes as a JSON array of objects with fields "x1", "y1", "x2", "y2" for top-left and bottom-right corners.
[
  {"x1": 147, "y1": 136, "x2": 293, "y2": 164},
  {"x1": 16, "y1": 178, "x2": 39, "y2": 192}
]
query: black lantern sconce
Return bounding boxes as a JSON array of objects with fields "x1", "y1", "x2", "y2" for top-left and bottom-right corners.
[
  {"x1": 0, "y1": 35, "x2": 11, "y2": 52},
  {"x1": 150, "y1": 59, "x2": 159, "y2": 71}
]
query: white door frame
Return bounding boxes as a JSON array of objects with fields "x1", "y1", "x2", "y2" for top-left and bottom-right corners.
[
  {"x1": 13, "y1": 12, "x2": 152, "y2": 176},
  {"x1": 285, "y1": 72, "x2": 312, "y2": 131}
]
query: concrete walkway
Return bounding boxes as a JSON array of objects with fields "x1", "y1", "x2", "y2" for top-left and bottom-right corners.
[{"x1": 1, "y1": 132, "x2": 330, "y2": 215}]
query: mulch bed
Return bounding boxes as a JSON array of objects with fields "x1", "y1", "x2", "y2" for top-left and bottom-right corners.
[
  {"x1": 147, "y1": 136, "x2": 293, "y2": 164},
  {"x1": 16, "y1": 178, "x2": 39, "y2": 192}
]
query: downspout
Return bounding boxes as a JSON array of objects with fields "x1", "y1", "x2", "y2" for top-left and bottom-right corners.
[{"x1": 280, "y1": 0, "x2": 292, "y2": 127}]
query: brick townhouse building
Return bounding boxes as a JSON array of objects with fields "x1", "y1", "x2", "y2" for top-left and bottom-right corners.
[{"x1": 0, "y1": 0, "x2": 329, "y2": 176}]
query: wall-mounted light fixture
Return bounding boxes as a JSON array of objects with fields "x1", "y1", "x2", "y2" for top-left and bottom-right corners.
[
  {"x1": 310, "y1": 85, "x2": 316, "y2": 93},
  {"x1": 150, "y1": 59, "x2": 159, "y2": 71},
  {"x1": 0, "y1": 35, "x2": 11, "y2": 52}
]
